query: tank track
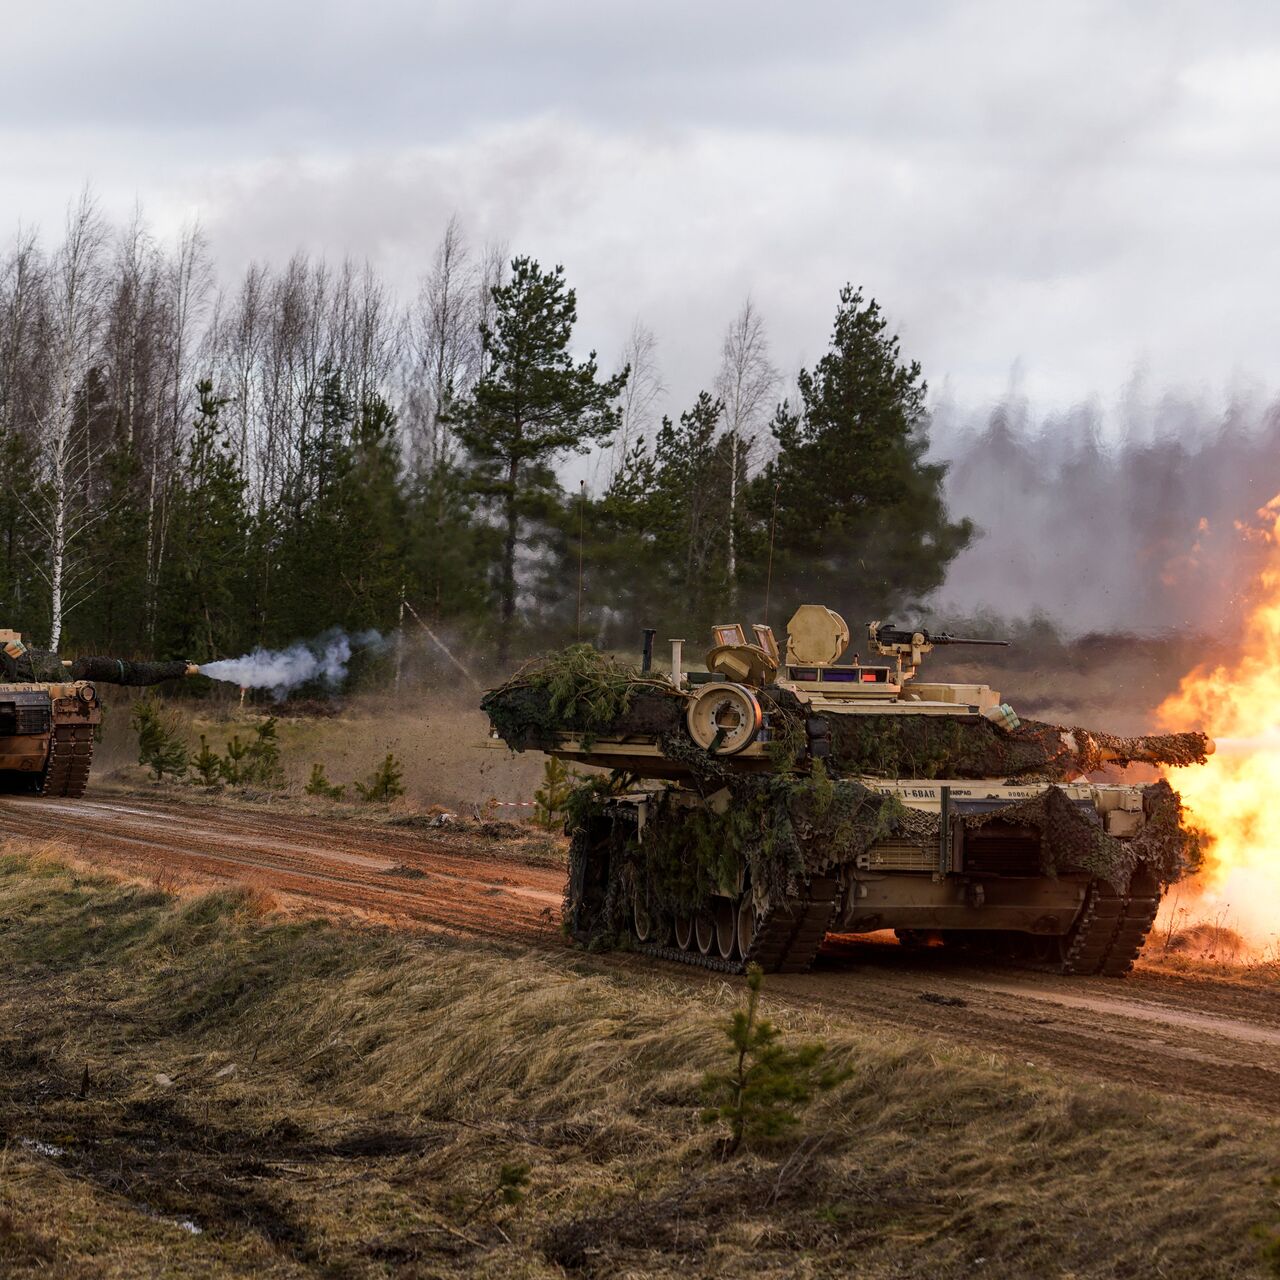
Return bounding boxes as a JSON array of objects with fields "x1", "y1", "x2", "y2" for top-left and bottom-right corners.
[
  {"x1": 637, "y1": 877, "x2": 839, "y2": 975},
  {"x1": 1059, "y1": 881, "x2": 1161, "y2": 977},
  {"x1": 37, "y1": 723, "x2": 94, "y2": 799}
]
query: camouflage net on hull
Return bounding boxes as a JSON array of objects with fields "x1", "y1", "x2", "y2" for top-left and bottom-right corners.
[{"x1": 566, "y1": 770, "x2": 1201, "y2": 948}]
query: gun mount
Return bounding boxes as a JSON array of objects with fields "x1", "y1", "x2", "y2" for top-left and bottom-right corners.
[{"x1": 868, "y1": 620, "x2": 1010, "y2": 682}]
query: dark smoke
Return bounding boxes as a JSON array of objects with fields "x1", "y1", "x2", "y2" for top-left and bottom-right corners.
[{"x1": 928, "y1": 387, "x2": 1280, "y2": 634}]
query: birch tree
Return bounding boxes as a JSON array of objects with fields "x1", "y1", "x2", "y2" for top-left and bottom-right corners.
[
  {"x1": 27, "y1": 191, "x2": 110, "y2": 648},
  {"x1": 0, "y1": 230, "x2": 44, "y2": 438},
  {"x1": 605, "y1": 317, "x2": 664, "y2": 482},
  {"x1": 407, "y1": 216, "x2": 480, "y2": 472},
  {"x1": 714, "y1": 297, "x2": 777, "y2": 606}
]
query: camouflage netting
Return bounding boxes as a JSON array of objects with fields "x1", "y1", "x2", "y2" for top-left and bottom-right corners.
[
  {"x1": 1, "y1": 648, "x2": 67, "y2": 683},
  {"x1": 481, "y1": 644, "x2": 682, "y2": 750},
  {"x1": 566, "y1": 767, "x2": 1202, "y2": 948},
  {"x1": 1, "y1": 649, "x2": 189, "y2": 686},
  {"x1": 482, "y1": 646, "x2": 1209, "y2": 782},
  {"x1": 763, "y1": 688, "x2": 1210, "y2": 781},
  {"x1": 68, "y1": 657, "x2": 191, "y2": 686}
]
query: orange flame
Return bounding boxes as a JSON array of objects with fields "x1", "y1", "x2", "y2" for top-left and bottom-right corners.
[{"x1": 1158, "y1": 495, "x2": 1280, "y2": 948}]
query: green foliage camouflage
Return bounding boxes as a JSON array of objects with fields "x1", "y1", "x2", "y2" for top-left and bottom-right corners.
[{"x1": 481, "y1": 644, "x2": 681, "y2": 750}]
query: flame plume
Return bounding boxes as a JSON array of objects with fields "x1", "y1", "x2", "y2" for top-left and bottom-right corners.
[{"x1": 1158, "y1": 495, "x2": 1280, "y2": 948}]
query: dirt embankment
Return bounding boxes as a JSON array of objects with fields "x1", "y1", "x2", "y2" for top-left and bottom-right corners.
[{"x1": 3, "y1": 792, "x2": 1277, "y2": 1120}]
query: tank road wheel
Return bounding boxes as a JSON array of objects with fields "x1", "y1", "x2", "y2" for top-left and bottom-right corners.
[
  {"x1": 694, "y1": 910, "x2": 716, "y2": 955},
  {"x1": 633, "y1": 897, "x2": 655, "y2": 945},
  {"x1": 736, "y1": 897, "x2": 756, "y2": 959},
  {"x1": 1024, "y1": 933, "x2": 1068, "y2": 966},
  {"x1": 714, "y1": 897, "x2": 737, "y2": 959},
  {"x1": 674, "y1": 913, "x2": 694, "y2": 951}
]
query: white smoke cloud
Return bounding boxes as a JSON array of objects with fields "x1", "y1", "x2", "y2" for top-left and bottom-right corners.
[
  {"x1": 202, "y1": 630, "x2": 383, "y2": 696},
  {"x1": 929, "y1": 387, "x2": 1280, "y2": 633}
]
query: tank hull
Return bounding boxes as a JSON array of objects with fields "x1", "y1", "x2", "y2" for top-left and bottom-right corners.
[
  {"x1": 568, "y1": 775, "x2": 1174, "y2": 977},
  {"x1": 0, "y1": 682, "x2": 100, "y2": 798}
]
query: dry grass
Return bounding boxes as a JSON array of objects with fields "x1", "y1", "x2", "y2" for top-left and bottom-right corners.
[
  {"x1": 0, "y1": 847, "x2": 1276, "y2": 1278},
  {"x1": 95, "y1": 684, "x2": 548, "y2": 816}
]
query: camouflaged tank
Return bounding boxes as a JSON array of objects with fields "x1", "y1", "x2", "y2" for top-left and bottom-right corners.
[
  {"x1": 1, "y1": 629, "x2": 197, "y2": 798},
  {"x1": 481, "y1": 607, "x2": 1211, "y2": 977}
]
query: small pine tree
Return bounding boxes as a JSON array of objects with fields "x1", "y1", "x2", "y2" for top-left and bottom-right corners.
[
  {"x1": 130, "y1": 698, "x2": 189, "y2": 781},
  {"x1": 191, "y1": 735, "x2": 223, "y2": 786},
  {"x1": 462, "y1": 1161, "x2": 531, "y2": 1226},
  {"x1": 355, "y1": 752, "x2": 405, "y2": 802},
  {"x1": 305, "y1": 762, "x2": 346, "y2": 800},
  {"x1": 219, "y1": 735, "x2": 250, "y2": 785},
  {"x1": 219, "y1": 719, "x2": 284, "y2": 789},
  {"x1": 245, "y1": 717, "x2": 284, "y2": 788},
  {"x1": 533, "y1": 756, "x2": 578, "y2": 829},
  {"x1": 700, "y1": 963, "x2": 844, "y2": 1156}
]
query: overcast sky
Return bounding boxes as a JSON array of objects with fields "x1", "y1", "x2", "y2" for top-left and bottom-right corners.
[{"x1": 5, "y1": 0, "x2": 1280, "y2": 422}]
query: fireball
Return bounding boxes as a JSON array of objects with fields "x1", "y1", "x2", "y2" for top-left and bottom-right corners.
[{"x1": 1158, "y1": 495, "x2": 1280, "y2": 949}]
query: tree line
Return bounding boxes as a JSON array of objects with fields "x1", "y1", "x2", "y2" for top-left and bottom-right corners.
[{"x1": 0, "y1": 191, "x2": 973, "y2": 668}]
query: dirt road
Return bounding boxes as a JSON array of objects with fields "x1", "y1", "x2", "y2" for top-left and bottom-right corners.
[{"x1": 3, "y1": 793, "x2": 1277, "y2": 1116}]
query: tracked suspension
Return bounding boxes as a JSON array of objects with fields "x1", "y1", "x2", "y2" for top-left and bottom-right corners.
[
  {"x1": 38, "y1": 723, "x2": 94, "y2": 799},
  {"x1": 635, "y1": 877, "x2": 839, "y2": 975}
]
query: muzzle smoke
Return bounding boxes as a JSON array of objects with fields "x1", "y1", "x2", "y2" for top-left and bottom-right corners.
[
  {"x1": 202, "y1": 630, "x2": 383, "y2": 696},
  {"x1": 930, "y1": 389, "x2": 1280, "y2": 632}
]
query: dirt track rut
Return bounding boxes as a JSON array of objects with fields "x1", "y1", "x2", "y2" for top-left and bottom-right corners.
[{"x1": 3, "y1": 794, "x2": 1277, "y2": 1116}]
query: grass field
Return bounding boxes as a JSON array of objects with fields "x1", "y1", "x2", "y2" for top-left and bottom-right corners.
[{"x1": 1, "y1": 844, "x2": 1277, "y2": 1278}]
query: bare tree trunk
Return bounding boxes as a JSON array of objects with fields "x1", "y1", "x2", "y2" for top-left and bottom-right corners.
[
  {"x1": 604, "y1": 318, "x2": 664, "y2": 485},
  {"x1": 715, "y1": 298, "x2": 778, "y2": 609},
  {"x1": 30, "y1": 190, "x2": 108, "y2": 649}
]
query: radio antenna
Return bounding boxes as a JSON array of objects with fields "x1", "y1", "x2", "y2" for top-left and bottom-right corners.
[{"x1": 763, "y1": 480, "x2": 780, "y2": 623}]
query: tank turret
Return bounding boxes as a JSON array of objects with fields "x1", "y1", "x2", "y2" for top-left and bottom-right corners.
[
  {"x1": 1, "y1": 629, "x2": 198, "y2": 799},
  {"x1": 482, "y1": 605, "x2": 1210, "y2": 978}
]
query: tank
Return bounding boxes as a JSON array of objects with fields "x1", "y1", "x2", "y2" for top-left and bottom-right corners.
[
  {"x1": 1, "y1": 629, "x2": 198, "y2": 798},
  {"x1": 481, "y1": 607, "x2": 1211, "y2": 977}
]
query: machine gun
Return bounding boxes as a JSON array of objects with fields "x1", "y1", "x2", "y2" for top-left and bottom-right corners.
[{"x1": 868, "y1": 621, "x2": 1010, "y2": 681}]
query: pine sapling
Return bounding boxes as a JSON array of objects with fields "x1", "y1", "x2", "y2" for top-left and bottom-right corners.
[
  {"x1": 245, "y1": 716, "x2": 285, "y2": 788},
  {"x1": 462, "y1": 1161, "x2": 531, "y2": 1226},
  {"x1": 130, "y1": 698, "x2": 189, "y2": 781},
  {"x1": 191, "y1": 735, "x2": 223, "y2": 786},
  {"x1": 305, "y1": 763, "x2": 346, "y2": 800},
  {"x1": 534, "y1": 755, "x2": 578, "y2": 829},
  {"x1": 220, "y1": 735, "x2": 250, "y2": 785},
  {"x1": 355, "y1": 753, "x2": 405, "y2": 802},
  {"x1": 700, "y1": 963, "x2": 846, "y2": 1156}
]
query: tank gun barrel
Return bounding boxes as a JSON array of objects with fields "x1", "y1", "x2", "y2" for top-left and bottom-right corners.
[{"x1": 62, "y1": 656, "x2": 199, "y2": 687}]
